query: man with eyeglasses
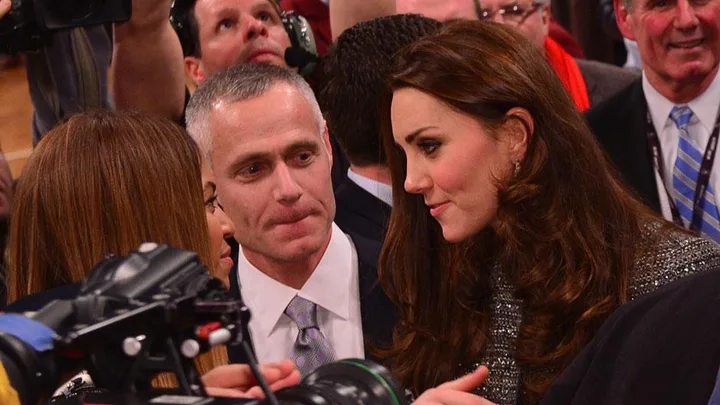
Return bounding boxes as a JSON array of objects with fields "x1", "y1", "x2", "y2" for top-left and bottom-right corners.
[
  {"x1": 397, "y1": 0, "x2": 637, "y2": 111},
  {"x1": 476, "y1": 0, "x2": 638, "y2": 111}
]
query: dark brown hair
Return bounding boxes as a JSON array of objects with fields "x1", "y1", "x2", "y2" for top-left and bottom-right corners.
[
  {"x1": 319, "y1": 14, "x2": 442, "y2": 166},
  {"x1": 8, "y1": 109, "x2": 226, "y2": 376},
  {"x1": 379, "y1": 21, "x2": 661, "y2": 403}
]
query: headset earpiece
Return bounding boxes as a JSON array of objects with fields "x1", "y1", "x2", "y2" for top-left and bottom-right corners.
[{"x1": 281, "y1": 11, "x2": 318, "y2": 77}]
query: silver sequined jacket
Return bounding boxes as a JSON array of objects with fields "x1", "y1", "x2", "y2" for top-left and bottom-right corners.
[{"x1": 458, "y1": 224, "x2": 720, "y2": 405}]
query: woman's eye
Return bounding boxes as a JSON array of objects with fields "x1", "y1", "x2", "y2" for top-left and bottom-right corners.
[
  {"x1": 205, "y1": 195, "x2": 218, "y2": 213},
  {"x1": 418, "y1": 141, "x2": 440, "y2": 155}
]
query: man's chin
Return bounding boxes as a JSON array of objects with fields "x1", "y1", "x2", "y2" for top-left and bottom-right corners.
[
  {"x1": 272, "y1": 239, "x2": 326, "y2": 262},
  {"x1": 245, "y1": 54, "x2": 288, "y2": 68}
]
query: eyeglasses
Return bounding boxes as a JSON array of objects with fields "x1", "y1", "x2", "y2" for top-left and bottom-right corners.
[{"x1": 478, "y1": 2, "x2": 545, "y2": 26}]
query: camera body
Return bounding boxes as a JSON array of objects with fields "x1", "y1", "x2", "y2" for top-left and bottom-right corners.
[
  {"x1": 0, "y1": 0, "x2": 131, "y2": 54},
  {"x1": 9, "y1": 243, "x2": 407, "y2": 405}
]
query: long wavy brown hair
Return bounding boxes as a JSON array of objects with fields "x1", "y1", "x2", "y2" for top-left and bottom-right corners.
[
  {"x1": 379, "y1": 21, "x2": 664, "y2": 403},
  {"x1": 7, "y1": 110, "x2": 226, "y2": 379}
]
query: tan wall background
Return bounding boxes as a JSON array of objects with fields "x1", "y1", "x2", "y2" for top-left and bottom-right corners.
[{"x1": 0, "y1": 61, "x2": 33, "y2": 179}]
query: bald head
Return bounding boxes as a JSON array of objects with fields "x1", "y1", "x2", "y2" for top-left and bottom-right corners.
[{"x1": 396, "y1": 0, "x2": 479, "y2": 21}]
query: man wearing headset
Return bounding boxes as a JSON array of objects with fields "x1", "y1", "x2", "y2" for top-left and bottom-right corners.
[
  {"x1": 111, "y1": 0, "x2": 392, "y2": 188},
  {"x1": 110, "y1": 0, "x2": 394, "y2": 122}
]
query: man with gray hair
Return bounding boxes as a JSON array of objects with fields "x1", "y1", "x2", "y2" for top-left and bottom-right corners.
[
  {"x1": 186, "y1": 63, "x2": 395, "y2": 374},
  {"x1": 587, "y1": 0, "x2": 720, "y2": 244}
]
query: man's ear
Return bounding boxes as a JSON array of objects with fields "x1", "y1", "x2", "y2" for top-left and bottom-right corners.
[
  {"x1": 541, "y1": 3, "x2": 551, "y2": 26},
  {"x1": 502, "y1": 107, "x2": 532, "y2": 162},
  {"x1": 185, "y1": 56, "x2": 206, "y2": 87},
  {"x1": 615, "y1": 0, "x2": 637, "y2": 41},
  {"x1": 322, "y1": 121, "x2": 333, "y2": 168}
]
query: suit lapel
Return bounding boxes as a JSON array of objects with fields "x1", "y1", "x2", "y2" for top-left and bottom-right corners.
[
  {"x1": 335, "y1": 179, "x2": 392, "y2": 231},
  {"x1": 582, "y1": 66, "x2": 598, "y2": 102},
  {"x1": 625, "y1": 82, "x2": 662, "y2": 212},
  {"x1": 589, "y1": 80, "x2": 661, "y2": 213},
  {"x1": 227, "y1": 238, "x2": 258, "y2": 364},
  {"x1": 350, "y1": 234, "x2": 397, "y2": 362}
]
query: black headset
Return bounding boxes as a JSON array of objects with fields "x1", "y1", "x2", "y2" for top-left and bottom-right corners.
[{"x1": 169, "y1": 0, "x2": 318, "y2": 77}]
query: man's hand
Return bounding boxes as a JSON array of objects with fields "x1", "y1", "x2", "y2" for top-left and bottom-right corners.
[
  {"x1": 202, "y1": 359, "x2": 302, "y2": 398},
  {"x1": 0, "y1": 0, "x2": 11, "y2": 20},
  {"x1": 413, "y1": 366, "x2": 496, "y2": 405},
  {"x1": 111, "y1": 0, "x2": 186, "y2": 120}
]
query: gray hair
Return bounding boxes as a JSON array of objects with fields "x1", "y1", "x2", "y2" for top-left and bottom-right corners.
[{"x1": 185, "y1": 63, "x2": 325, "y2": 163}]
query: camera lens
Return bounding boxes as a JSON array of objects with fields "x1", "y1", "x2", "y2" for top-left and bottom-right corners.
[{"x1": 273, "y1": 359, "x2": 406, "y2": 405}]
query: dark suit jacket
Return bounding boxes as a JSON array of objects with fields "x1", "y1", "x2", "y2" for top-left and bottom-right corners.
[
  {"x1": 541, "y1": 267, "x2": 720, "y2": 405},
  {"x1": 227, "y1": 231, "x2": 396, "y2": 365},
  {"x1": 334, "y1": 178, "x2": 392, "y2": 246},
  {"x1": 585, "y1": 79, "x2": 663, "y2": 214},
  {"x1": 577, "y1": 59, "x2": 639, "y2": 107}
]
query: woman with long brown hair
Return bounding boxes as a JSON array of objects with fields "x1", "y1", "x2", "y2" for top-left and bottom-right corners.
[
  {"x1": 5, "y1": 109, "x2": 299, "y2": 397},
  {"x1": 380, "y1": 21, "x2": 720, "y2": 405}
]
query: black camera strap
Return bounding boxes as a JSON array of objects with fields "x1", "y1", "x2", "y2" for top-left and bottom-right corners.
[{"x1": 645, "y1": 104, "x2": 720, "y2": 231}]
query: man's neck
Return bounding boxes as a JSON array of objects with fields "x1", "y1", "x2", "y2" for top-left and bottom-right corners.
[
  {"x1": 241, "y1": 232, "x2": 333, "y2": 290},
  {"x1": 350, "y1": 164, "x2": 392, "y2": 186},
  {"x1": 646, "y1": 65, "x2": 720, "y2": 104}
]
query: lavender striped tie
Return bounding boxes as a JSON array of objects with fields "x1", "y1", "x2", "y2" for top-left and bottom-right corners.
[
  {"x1": 670, "y1": 105, "x2": 720, "y2": 243},
  {"x1": 284, "y1": 295, "x2": 335, "y2": 376}
]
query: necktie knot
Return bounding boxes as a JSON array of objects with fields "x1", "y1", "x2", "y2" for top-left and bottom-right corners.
[
  {"x1": 670, "y1": 105, "x2": 694, "y2": 131},
  {"x1": 284, "y1": 295, "x2": 319, "y2": 330}
]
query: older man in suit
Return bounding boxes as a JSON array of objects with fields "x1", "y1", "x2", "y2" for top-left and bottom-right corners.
[
  {"x1": 186, "y1": 63, "x2": 396, "y2": 374},
  {"x1": 475, "y1": 0, "x2": 639, "y2": 110},
  {"x1": 587, "y1": 0, "x2": 720, "y2": 243}
]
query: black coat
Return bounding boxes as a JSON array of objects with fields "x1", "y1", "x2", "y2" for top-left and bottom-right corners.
[
  {"x1": 333, "y1": 177, "x2": 392, "y2": 246},
  {"x1": 542, "y1": 267, "x2": 720, "y2": 405},
  {"x1": 585, "y1": 78, "x2": 662, "y2": 214}
]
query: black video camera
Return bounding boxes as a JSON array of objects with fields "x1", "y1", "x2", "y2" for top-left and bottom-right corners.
[
  {"x1": 0, "y1": 244, "x2": 406, "y2": 405},
  {"x1": 0, "y1": 0, "x2": 131, "y2": 54}
]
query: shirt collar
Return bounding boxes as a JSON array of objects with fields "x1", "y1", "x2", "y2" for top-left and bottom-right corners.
[
  {"x1": 236, "y1": 223, "x2": 355, "y2": 338},
  {"x1": 643, "y1": 69, "x2": 720, "y2": 133},
  {"x1": 347, "y1": 168, "x2": 393, "y2": 206},
  {"x1": 688, "y1": 69, "x2": 720, "y2": 133}
]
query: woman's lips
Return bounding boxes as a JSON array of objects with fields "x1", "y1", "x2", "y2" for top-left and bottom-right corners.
[{"x1": 429, "y1": 202, "x2": 450, "y2": 217}]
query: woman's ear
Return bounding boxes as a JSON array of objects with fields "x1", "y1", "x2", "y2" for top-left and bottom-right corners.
[{"x1": 502, "y1": 107, "x2": 533, "y2": 161}]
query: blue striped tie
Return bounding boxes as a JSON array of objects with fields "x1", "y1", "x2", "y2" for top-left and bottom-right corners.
[{"x1": 670, "y1": 105, "x2": 720, "y2": 243}]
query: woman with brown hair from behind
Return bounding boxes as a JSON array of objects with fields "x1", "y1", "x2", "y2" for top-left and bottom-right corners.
[
  {"x1": 5, "y1": 109, "x2": 299, "y2": 397},
  {"x1": 380, "y1": 21, "x2": 720, "y2": 405}
]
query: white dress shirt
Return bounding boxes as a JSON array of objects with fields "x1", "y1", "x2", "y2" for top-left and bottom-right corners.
[
  {"x1": 346, "y1": 168, "x2": 393, "y2": 206},
  {"x1": 236, "y1": 223, "x2": 365, "y2": 363},
  {"x1": 643, "y1": 70, "x2": 720, "y2": 221}
]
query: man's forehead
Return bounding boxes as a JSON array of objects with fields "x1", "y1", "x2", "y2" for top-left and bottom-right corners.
[
  {"x1": 477, "y1": 0, "x2": 529, "y2": 9},
  {"x1": 196, "y1": 0, "x2": 277, "y2": 16},
  {"x1": 397, "y1": 0, "x2": 478, "y2": 20},
  {"x1": 208, "y1": 89, "x2": 318, "y2": 140}
]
